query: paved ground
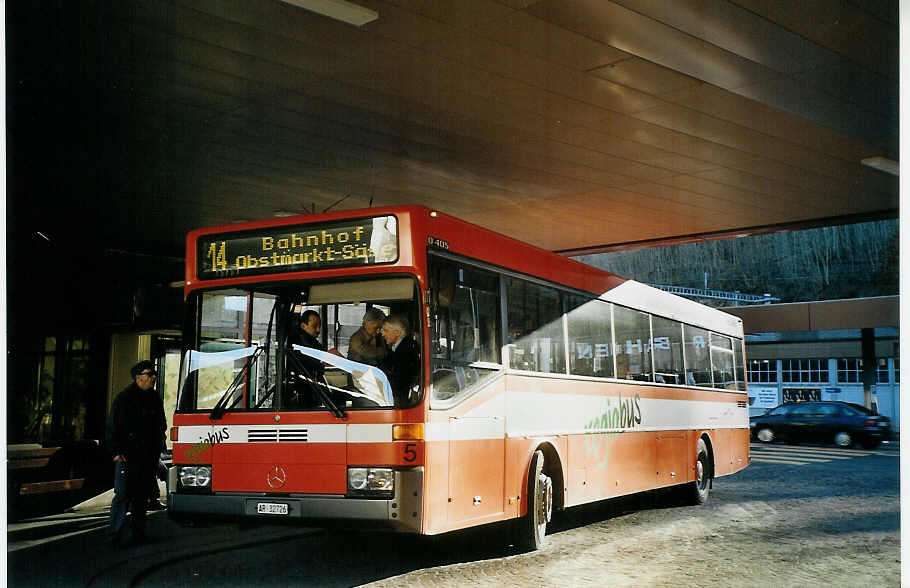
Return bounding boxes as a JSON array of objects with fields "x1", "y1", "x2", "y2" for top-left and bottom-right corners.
[
  {"x1": 7, "y1": 442, "x2": 900, "y2": 587},
  {"x1": 367, "y1": 443, "x2": 901, "y2": 587}
]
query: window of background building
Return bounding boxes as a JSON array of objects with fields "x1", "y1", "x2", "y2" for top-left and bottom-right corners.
[
  {"x1": 15, "y1": 335, "x2": 94, "y2": 444},
  {"x1": 782, "y1": 359, "x2": 827, "y2": 383},
  {"x1": 876, "y1": 358, "x2": 890, "y2": 383},
  {"x1": 837, "y1": 358, "x2": 863, "y2": 383},
  {"x1": 748, "y1": 359, "x2": 777, "y2": 383}
]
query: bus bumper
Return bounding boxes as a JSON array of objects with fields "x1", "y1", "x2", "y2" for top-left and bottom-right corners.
[{"x1": 167, "y1": 467, "x2": 423, "y2": 533}]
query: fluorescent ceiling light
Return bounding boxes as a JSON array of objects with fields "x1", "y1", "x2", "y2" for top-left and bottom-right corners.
[
  {"x1": 279, "y1": 0, "x2": 378, "y2": 26},
  {"x1": 861, "y1": 156, "x2": 899, "y2": 176},
  {"x1": 273, "y1": 210, "x2": 298, "y2": 217}
]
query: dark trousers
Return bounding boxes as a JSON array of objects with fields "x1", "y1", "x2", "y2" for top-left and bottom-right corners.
[{"x1": 109, "y1": 456, "x2": 156, "y2": 541}]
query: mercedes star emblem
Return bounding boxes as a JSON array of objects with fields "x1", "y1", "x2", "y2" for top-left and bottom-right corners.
[{"x1": 267, "y1": 465, "x2": 287, "y2": 489}]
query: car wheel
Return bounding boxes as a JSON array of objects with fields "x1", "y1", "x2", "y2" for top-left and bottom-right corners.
[
  {"x1": 756, "y1": 427, "x2": 774, "y2": 443},
  {"x1": 834, "y1": 431, "x2": 853, "y2": 448}
]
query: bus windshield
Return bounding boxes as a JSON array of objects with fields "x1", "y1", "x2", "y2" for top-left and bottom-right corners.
[{"x1": 176, "y1": 277, "x2": 421, "y2": 412}]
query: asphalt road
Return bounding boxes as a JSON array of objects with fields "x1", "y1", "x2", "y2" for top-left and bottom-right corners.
[{"x1": 8, "y1": 443, "x2": 900, "y2": 587}]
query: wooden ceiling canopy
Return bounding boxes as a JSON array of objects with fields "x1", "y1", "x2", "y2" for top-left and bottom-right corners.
[{"x1": 8, "y1": 0, "x2": 897, "y2": 256}]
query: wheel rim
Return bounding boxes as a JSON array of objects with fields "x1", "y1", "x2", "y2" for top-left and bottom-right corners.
[
  {"x1": 537, "y1": 474, "x2": 553, "y2": 525},
  {"x1": 696, "y1": 458, "x2": 705, "y2": 489},
  {"x1": 835, "y1": 432, "x2": 852, "y2": 447},
  {"x1": 757, "y1": 428, "x2": 774, "y2": 443}
]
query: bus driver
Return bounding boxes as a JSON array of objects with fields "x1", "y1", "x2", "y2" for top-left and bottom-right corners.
[{"x1": 287, "y1": 310, "x2": 325, "y2": 408}]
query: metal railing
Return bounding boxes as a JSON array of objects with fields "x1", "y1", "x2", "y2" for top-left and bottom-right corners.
[{"x1": 650, "y1": 284, "x2": 779, "y2": 305}]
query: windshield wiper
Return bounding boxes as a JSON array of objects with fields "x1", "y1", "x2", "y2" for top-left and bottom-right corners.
[
  {"x1": 285, "y1": 350, "x2": 346, "y2": 419},
  {"x1": 210, "y1": 347, "x2": 264, "y2": 421}
]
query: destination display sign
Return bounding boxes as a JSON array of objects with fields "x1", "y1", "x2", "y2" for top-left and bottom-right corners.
[{"x1": 197, "y1": 215, "x2": 398, "y2": 280}]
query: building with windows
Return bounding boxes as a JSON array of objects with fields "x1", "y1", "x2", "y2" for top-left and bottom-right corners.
[{"x1": 727, "y1": 297, "x2": 899, "y2": 431}]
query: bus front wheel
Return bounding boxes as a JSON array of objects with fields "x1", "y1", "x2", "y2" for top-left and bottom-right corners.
[{"x1": 514, "y1": 449, "x2": 552, "y2": 551}]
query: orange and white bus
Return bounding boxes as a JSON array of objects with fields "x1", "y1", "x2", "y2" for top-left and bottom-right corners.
[{"x1": 168, "y1": 205, "x2": 749, "y2": 549}]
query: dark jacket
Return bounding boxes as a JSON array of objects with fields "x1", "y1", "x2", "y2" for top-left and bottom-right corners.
[
  {"x1": 379, "y1": 335, "x2": 421, "y2": 405},
  {"x1": 107, "y1": 382, "x2": 167, "y2": 460},
  {"x1": 294, "y1": 330, "x2": 326, "y2": 379}
]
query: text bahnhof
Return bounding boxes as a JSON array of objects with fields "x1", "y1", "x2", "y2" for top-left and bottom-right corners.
[{"x1": 200, "y1": 222, "x2": 390, "y2": 277}]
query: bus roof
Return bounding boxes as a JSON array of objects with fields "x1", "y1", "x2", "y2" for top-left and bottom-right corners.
[{"x1": 186, "y1": 205, "x2": 742, "y2": 338}]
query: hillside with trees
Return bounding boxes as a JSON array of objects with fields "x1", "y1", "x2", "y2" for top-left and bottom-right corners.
[{"x1": 574, "y1": 220, "x2": 898, "y2": 306}]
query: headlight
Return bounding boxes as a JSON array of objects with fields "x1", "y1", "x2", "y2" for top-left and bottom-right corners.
[
  {"x1": 347, "y1": 467, "x2": 394, "y2": 496},
  {"x1": 195, "y1": 466, "x2": 212, "y2": 486},
  {"x1": 348, "y1": 468, "x2": 369, "y2": 491},
  {"x1": 179, "y1": 465, "x2": 212, "y2": 488}
]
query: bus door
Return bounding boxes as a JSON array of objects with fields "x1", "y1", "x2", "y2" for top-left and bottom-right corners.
[
  {"x1": 428, "y1": 255, "x2": 506, "y2": 524},
  {"x1": 447, "y1": 401, "x2": 505, "y2": 523}
]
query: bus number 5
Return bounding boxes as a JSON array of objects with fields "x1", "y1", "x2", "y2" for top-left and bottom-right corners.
[{"x1": 403, "y1": 443, "x2": 417, "y2": 462}]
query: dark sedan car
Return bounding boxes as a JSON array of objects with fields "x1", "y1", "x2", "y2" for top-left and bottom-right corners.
[{"x1": 750, "y1": 401, "x2": 891, "y2": 449}]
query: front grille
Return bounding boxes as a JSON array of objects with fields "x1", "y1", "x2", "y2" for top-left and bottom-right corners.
[
  {"x1": 247, "y1": 428, "x2": 308, "y2": 442},
  {"x1": 279, "y1": 428, "x2": 309, "y2": 442},
  {"x1": 248, "y1": 429, "x2": 278, "y2": 443}
]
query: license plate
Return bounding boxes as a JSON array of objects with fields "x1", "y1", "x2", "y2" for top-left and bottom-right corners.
[{"x1": 257, "y1": 502, "x2": 289, "y2": 515}]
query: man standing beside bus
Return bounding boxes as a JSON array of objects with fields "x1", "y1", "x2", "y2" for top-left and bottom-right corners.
[
  {"x1": 379, "y1": 315, "x2": 420, "y2": 405},
  {"x1": 107, "y1": 360, "x2": 166, "y2": 546}
]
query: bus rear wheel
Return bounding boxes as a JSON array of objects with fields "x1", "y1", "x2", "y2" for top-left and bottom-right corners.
[
  {"x1": 687, "y1": 438, "x2": 712, "y2": 505},
  {"x1": 514, "y1": 450, "x2": 552, "y2": 551}
]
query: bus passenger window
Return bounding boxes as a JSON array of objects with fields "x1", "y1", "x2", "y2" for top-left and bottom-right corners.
[
  {"x1": 428, "y1": 258, "x2": 502, "y2": 402},
  {"x1": 567, "y1": 296, "x2": 614, "y2": 378},
  {"x1": 506, "y1": 278, "x2": 565, "y2": 374},
  {"x1": 684, "y1": 325, "x2": 712, "y2": 387},
  {"x1": 710, "y1": 333, "x2": 736, "y2": 389},
  {"x1": 613, "y1": 306, "x2": 652, "y2": 382},
  {"x1": 733, "y1": 338, "x2": 746, "y2": 391},
  {"x1": 651, "y1": 316, "x2": 683, "y2": 385}
]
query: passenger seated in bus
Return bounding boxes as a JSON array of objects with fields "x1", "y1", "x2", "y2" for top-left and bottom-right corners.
[
  {"x1": 347, "y1": 308, "x2": 388, "y2": 366},
  {"x1": 378, "y1": 315, "x2": 420, "y2": 406},
  {"x1": 287, "y1": 310, "x2": 326, "y2": 408}
]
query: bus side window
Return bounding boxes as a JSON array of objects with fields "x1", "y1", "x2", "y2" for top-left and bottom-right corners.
[
  {"x1": 684, "y1": 325, "x2": 712, "y2": 387},
  {"x1": 428, "y1": 258, "x2": 501, "y2": 402},
  {"x1": 613, "y1": 306, "x2": 652, "y2": 382},
  {"x1": 506, "y1": 278, "x2": 565, "y2": 374},
  {"x1": 567, "y1": 296, "x2": 614, "y2": 378},
  {"x1": 652, "y1": 315, "x2": 683, "y2": 385}
]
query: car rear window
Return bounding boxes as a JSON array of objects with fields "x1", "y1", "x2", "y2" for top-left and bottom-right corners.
[{"x1": 816, "y1": 404, "x2": 840, "y2": 416}]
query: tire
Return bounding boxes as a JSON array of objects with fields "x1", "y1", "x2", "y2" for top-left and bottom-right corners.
[
  {"x1": 756, "y1": 427, "x2": 775, "y2": 443},
  {"x1": 514, "y1": 450, "x2": 553, "y2": 551},
  {"x1": 834, "y1": 431, "x2": 853, "y2": 448},
  {"x1": 688, "y1": 438, "x2": 712, "y2": 505}
]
